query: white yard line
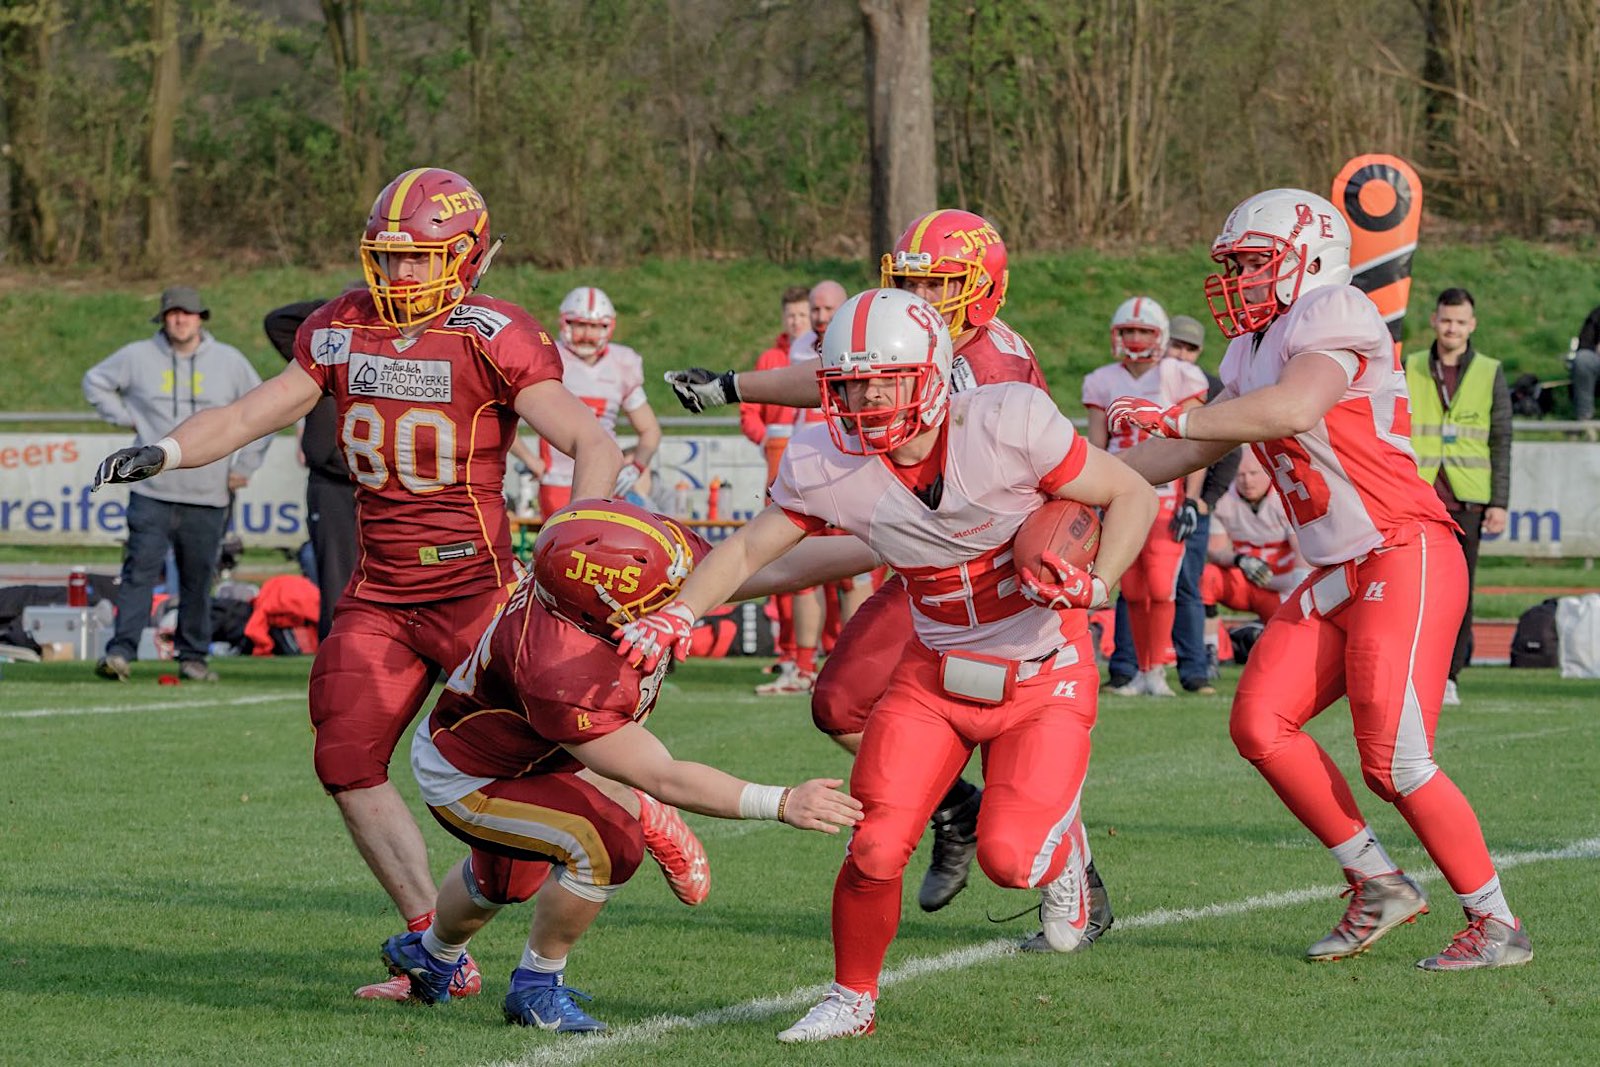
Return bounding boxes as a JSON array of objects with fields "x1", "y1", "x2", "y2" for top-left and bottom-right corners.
[
  {"x1": 1, "y1": 692, "x2": 296, "y2": 719},
  {"x1": 481, "y1": 835, "x2": 1600, "y2": 1067}
]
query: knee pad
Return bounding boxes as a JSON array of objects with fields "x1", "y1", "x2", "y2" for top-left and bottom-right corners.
[
  {"x1": 810, "y1": 671, "x2": 868, "y2": 736},
  {"x1": 554, "y1": 865, "x2": 626, "y2": 904},
  {"x1": 846, "y1": 825, "x2": 918, "y2": 884}
]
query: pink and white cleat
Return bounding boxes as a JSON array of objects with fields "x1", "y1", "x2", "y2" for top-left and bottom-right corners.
[{"x1": 635, "y1": 789, "x2": 711, "y2": 906}]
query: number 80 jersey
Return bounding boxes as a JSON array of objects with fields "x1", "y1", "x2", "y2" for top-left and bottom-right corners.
[{"x1": 294, "y1": 290, "x2": 563, "y2": 602}]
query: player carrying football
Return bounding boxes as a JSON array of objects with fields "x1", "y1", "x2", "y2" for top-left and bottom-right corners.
[
  {"x1": 662, "y1": 211, "x2": 1118, "y2": 942},
  {"x1": 619, "y1": 289, "x2": 1157, "y2": 1041},
  {"x1": 1108, "y1": 188, "x2": 1531, "y2": 970}
]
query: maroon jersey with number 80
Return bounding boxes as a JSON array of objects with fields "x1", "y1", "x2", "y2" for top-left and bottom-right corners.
[{"x1": 294, "y1": 290, "x2": 562, "y2": 603}]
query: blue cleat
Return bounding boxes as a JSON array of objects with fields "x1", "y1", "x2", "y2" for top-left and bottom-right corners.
[
  {"x1": 380, "y1": 931, "x2": 458, "y2": 1005},
  {"x1": 503, "y1": 969, "x2": 607, "y2": 1033}
]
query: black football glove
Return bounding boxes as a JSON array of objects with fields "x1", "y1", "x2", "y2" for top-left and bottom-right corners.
[
  {"x1": 94, "y1": 445, "x2": 169, "y2": 489},
  {"x1": 1168, "y1": 499, "x2": 1201, "y2": 541},
  {"x1": 664, "y1": 368, "x2": 740, "y2": 413}
]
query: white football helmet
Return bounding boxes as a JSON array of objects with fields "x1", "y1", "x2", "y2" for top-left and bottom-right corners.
[
  {"x1": 1110, "y1": 296, "x2": 1169, "y2": 362},
  {"x1": 558, "y1": 286, "x2": 617, "y2": 358},
  {"x1": 817, "y1": 288, "x2": 952, "y2": 455},
  {"x1": 1205, "y1": 189, "x2": 1353, "y2": 338}
]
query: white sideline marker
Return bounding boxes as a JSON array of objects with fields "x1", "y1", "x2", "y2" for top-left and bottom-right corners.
[
  {"x1": 2, "y1": 693, "x2": 294, "y2": 719},
  {"x1": 482, "y1": 836, "x2": 1600, "y2": 1067}
]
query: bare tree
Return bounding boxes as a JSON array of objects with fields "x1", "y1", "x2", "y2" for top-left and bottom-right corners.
[
  {"x1": 1, "y1": 0, "x2": 63, "y2": 263},
  {"x1": 861, "y1": 0, "x2": 935, "y2": 256},
  {"x1": 322, "y1": 0, "x2": 382, "y2": 209},
  {"x1": 145, "y1": 0, "x2": 180, "y2": 267}
]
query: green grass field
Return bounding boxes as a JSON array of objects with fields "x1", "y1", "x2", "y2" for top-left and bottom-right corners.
[{"x1": 2, "y1": 657, "x2": 1597, "y2": 1065}]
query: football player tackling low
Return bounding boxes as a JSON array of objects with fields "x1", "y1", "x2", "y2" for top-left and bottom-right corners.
[
  {"x1": 1107, "y1": 188, "x2": 1531, "y2": 971},
  {"x1": 620, "y1": 289, "x2": 1157, "y2": 1042}
]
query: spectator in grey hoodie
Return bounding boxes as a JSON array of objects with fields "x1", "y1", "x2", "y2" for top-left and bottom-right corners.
[{"x1": 82, "y1": 286, "x2": 272, "y2": 682}]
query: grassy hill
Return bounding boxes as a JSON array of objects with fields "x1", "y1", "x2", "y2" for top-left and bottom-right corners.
[{"x1": 6, "y1": 238, "x2": 1596, "y2": 424}]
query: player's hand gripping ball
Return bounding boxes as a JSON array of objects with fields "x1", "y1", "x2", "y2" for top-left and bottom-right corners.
[{"x1": 1013, "y1": 499, "x2": 1109, "y2": 610}]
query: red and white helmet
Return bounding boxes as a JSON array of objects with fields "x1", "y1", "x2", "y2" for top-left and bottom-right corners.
[
  {"x1": 1110, "y1": 296, "x2": 1169, "y2": 362},
  {"x1": 531, "y1": 499, "x2": 696, "y2": 639},
  {"x1": 359, "y1": 167, "x2": 492, "y2": 329},
  {"x1": 817, "y1": 288, "x2": 952, "y2": 456},
  {"x1": 558, "y1": 286, "x2": 617, "y2": 359},
  {"x1": 880, "y1": 209, "x2": 1008, "y2": 335},
  {"x1": 1205, "y1": 188, "x2": 1353, "y2": 338}
]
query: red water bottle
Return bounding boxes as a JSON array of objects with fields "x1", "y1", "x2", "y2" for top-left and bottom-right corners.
[
  {"x1": 707, "y1": 479, "x2": 722, "y2": 521},
  {"x1": 68, "y1": 565, "x2": 89, "y2": 608}
]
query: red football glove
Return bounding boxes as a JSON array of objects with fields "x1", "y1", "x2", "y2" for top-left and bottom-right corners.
[
  {"x1": 1019, "y1": 552, "x2": 1110, "y2": 610},
  {"x1": 614, "y1": 601, "x2": 697, "y2": 671},
  {"x1": 1106, "y1": 396, "x2": 1189, "y2": 439}
]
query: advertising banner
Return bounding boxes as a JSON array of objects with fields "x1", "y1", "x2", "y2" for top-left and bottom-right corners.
[{"x1": 1, "y1": 432, "x2": 1593, "y2": 556}]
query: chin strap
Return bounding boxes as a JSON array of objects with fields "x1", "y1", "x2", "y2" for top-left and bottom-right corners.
[{"x1": 476, "y1": 235, "x2": 506, "y2": 286}]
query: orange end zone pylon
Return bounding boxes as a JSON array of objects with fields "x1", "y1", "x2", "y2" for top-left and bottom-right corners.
[{"x1": 1332, "y1": 155, "x2": 1423, "y2": 362}]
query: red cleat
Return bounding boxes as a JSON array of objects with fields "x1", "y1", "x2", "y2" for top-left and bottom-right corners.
[
  {"x1": 635, "y1": 789, "x2": 710, "y2": 906},
  {"x1": 353, "y1": 951, "x2": 481, "y2": 1000}
]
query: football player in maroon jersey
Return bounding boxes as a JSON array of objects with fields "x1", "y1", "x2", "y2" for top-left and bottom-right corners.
[
  {"x1": 95, "y1": 167, "x2": 627, "y2": 999},
  {"x1": 378, "y1": 500, "x2": 863, "y2": 1032}
]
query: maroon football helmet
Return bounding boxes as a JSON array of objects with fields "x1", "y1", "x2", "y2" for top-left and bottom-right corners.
[
  {"x1": 531, "y1": 499, "x2": 696, "y2": 638},
  {"x1": 359, "y1": 167, "x2": 492, "y2": 329}
]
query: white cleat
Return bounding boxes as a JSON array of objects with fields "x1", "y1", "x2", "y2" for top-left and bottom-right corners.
[
  {"x1": 1039, "y1": 850, "x2": 1091, "y2": 952},
  {"x1": 1141, "y1": 667, "x2": 1176, "y2": 698},
  {"x1": 777, "y1": 983, "x2": 877, "y2": 1043},
  {"x1": 1442, "y1": 679, "x2": 1461, "y2": 706}
]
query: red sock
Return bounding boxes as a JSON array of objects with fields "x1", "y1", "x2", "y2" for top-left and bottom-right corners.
[
  {"x1": 1143, "y1": 600, "x2": 1176, "y2": 671},
  {"x1": 832, "y1": 858, "x2": 900, "y2": 997},
  {"x1": 1395, "y1": 772, "x2": 1496, "y2": 894},
  {"x1": 776, "y1": 594, "x2": 795, "y2": 660},
  {"x1": 796, "y1": 646, "x2": 817, "y2": 673},
  {"x1": 406, "y1": 910, "x2": 435, "y2": 933}
]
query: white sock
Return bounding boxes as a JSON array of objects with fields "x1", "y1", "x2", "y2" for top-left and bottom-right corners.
[
  {"x1": 1329, "y1": 826, "x2": 1398, "y2": 881},
  {"x1": 520, "y1": 946, "x2": 567, "y2": 974},
  {"x1": 420, "y1": 925, "x2": 468, "y2": 965},
  {"x1": 1458, "y1": 875, "x2": 1515, "y2": 925}
]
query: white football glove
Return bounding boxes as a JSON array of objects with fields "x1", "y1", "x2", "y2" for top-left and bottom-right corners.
[
  {"x1": 614, "y1": 601, "x2": 697, "y2": 671},
  {"x1": 1018, "y1": 552, "x2": 1110, "y2": 610},
  {"x1": 613, "y1": 461, "x2": 645, "y2": 498}
]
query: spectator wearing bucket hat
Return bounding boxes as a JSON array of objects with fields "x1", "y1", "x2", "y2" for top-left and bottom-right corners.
[{"x1": 82, "y1": 286, "x2": 272, "y2": 682}]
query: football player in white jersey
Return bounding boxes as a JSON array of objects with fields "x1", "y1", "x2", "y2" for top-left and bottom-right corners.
[
  {"x1": 533, "y1": 286, "x2": 663, "y2": 517},
  {"x1": 615, "y1": 289, "x2": 1157, "y2": 1041},
  {"x1": 1108, "y1": 188, "x2": 1530, "y2": 971},
  {"x1": 1081, "y1": 297, "x2": 1209, "y2": 697},
  {"x1": 1201, "y1": 448, "x2": 1306, "y2": 623}
]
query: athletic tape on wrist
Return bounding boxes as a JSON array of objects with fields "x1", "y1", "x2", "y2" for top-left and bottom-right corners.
[
  {"x1": 155, "y1": 436, "x2": 183, "y2": 470},
  {"x1": 738, "y1": 783, "x2": 785, "y2": 820}
]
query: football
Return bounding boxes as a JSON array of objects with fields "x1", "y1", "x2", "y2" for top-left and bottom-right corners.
[{"x1": 1012, "y1": 498, "x2": 1101, "y2": 580}]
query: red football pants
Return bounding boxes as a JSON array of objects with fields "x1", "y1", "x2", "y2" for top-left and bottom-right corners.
[
  {"x1": 833, "y1": 636, "x2": 1099, "y2": 994},
  {"x1": 1120, "y1": 492, "x2": 1185, "y2": 670},
  {"x1": 309, "y1": 589, "x2": 507, "y2": 793},
  {"x1": 811, "y1": 575, "x2": 912, "y2": 735},
  {"x1": 1229, "y1": 522, "x2": 1495, "y2": 894},
  {"x1": 1200, "y1": 563, "x2": 1285, "y2": 621}
]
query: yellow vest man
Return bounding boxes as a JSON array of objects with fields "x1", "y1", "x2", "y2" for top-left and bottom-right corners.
[{"x1": 1405, "y1": 288, "x2": 1512, "y2": 706}]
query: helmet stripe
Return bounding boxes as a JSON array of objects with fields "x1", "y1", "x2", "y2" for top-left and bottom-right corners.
[
  {"x1": 849, "y1": 291, "x2": 877, "y2": 352},
  {"x1": 544, "y1": 507, "x2": 680, "y2": 559},
  {"x1": 906, "y1": 210, "x2": 942, "y2": 254},
  {"x1": 385, "y1": 168, "x2": 429, "y2": 227}
]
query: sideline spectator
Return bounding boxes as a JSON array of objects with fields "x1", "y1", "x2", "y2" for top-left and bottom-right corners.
[
  {"x1": 1571, "y1": 304, "x2": 1600, "y2": 428},
  {"x1": 740, "y1": 284, "x2": 811, "y2": 677},
  {"x1": 265, "y1": 298, "x2": 354, "y2": 640},
  {"x1": 1406, "y1": 288, "x2": 1511, "y2": 706},
  {"x1": 83, "y1": 286, "x2": 270, "y2": 682}
]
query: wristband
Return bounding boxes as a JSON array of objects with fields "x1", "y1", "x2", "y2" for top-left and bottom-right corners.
[
  {"x1": 776, "y1": 787, "x2": 792, "y2": 824},
  {"x1": 155, "y1": 436, "x2": 183, "y2": 470},
  {"x1": 738, "y1": 782, "x2": 785, "y2": 820},
  {"x1": 1174, "y1": 411, "x2": 1190, "y2": 438}
]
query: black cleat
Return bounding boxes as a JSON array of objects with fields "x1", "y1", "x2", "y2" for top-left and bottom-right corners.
[{"x1": 917, "y1": 787, "x2": 982, "y2": 912}]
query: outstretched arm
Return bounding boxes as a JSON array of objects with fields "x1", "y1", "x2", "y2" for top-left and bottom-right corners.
[
  {"x1": 567, "y1": 722, "x2": 861, "y2": 833},
  {"x1": 666, "y1": 359, "x2": 819, "y2": 412},
  {"x1": 733, "y1": 534, "x2": 881, "y2": 600}
]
